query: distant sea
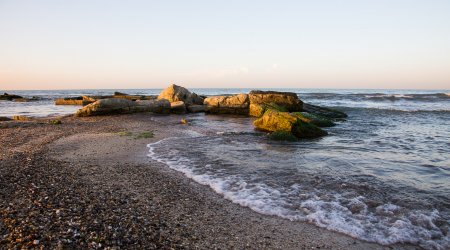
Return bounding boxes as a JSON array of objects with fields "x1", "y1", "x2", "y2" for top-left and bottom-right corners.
[{"x1": 2, "y1": 88, "x2": 449, "y2": 249}]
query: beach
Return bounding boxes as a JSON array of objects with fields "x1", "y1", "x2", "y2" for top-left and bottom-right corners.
[{"x1": 0, "y1": 113, "x2": 418, "y2": 249}]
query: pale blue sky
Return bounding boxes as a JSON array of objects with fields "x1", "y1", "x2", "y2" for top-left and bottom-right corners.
[{"x1": 1, "y1": 0, "x2": 449, "y2": 90}]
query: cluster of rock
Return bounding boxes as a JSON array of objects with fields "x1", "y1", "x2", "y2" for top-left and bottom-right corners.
[
  {"x1": 55, "y1": 92, "x2": 157, "y2": 106},
  {"x1": 73, "y1": 84, "x2": 347, "y2": 139},
  {"x1": 0, "y1": 93, "x2": 40, "y2": 102}
]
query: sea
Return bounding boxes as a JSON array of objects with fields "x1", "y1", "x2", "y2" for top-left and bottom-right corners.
[{"x1": 1, "y1": 88, "x2": 449, "y2": 249}]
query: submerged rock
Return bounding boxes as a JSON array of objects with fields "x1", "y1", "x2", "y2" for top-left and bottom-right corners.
[
  {"x1": 157, "y1": 84, "x2": 204, "y2": 105},
  {"x1": 302, "y1": 103, "x2": 347, "y2": 119},
  {"x1": 293, "y1": 112, "x2": 336, "y2": 127},
  {"x1": 204, "y1": 94, "x2": 250, "y2": 115},
  {"x1": 253, "y1": 109, "x2": 327, "y2": 139},
  {"x1": 249, "y1": 90, "x2": 303, "y2": 112}
]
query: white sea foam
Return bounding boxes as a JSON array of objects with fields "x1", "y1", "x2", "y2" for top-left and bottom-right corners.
[{"x1": 147, "y1": 137, "x2": 450, "y2": 250}]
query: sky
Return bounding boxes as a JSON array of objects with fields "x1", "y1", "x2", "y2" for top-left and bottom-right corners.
[{"x1": 0, "y1": 0, "x2": 449, "y2": 90}]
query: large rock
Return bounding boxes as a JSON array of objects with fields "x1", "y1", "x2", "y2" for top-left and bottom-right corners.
[
  {"x1": 253, "y1": 109, "x2": 327, "y2": 139},
  {"x1": 157, "y1": 84, "x2": 204, "y2": 105},
  {"x1": 133, "y1": 99, "x2": 171, "y2": 114},
  {"x1": 204, "y1": 94, "x2": 249, "y2": 115},
  {"x1": 249, "y1": 90, "x2": 303, "y2": 112},
  {"x1": 76, "y1": 98, "x2": 170, "y2": 117}
]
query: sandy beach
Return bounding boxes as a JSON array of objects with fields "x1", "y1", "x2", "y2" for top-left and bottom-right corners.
[{"x1": 0, "y1": 113, "x2": 417, "y2": 249}]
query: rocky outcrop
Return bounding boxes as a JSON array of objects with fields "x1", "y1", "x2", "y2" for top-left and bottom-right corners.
[
  {"x1": 302, "y1": 103, "x2": 347, "y2": 118},
  {"x1": 0, "y1": 117, "x2": 12, "y2": 121},
  {"x1": 0, "y1": 93, "x2": 23, "y2": 101},
  {"x1": 253, "y1": 109, "x2": 327, "y2": 139},
  {"x1": 249, "y1": 90, "x2": 303, "y2": 113},
  {"x1": 204, "y1": 94, "x2": 249, "y2": 115},
  {"x1": 76, "y1": 98, "x2": 170, "y2": 117},
  {"x1": 157, "y1": 84, "x2": 204, "y2": 105}
]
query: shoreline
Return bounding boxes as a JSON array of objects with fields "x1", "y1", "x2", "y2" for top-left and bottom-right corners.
[{"x1": 1, "y1": 114, "x2": 415, "y2": 249}]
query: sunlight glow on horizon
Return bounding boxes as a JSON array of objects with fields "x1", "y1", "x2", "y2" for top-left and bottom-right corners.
[{"x1": 1, "y1": 0, "x2": 450, "y2": 90}]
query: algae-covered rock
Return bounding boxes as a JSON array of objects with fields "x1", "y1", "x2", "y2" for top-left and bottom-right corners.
[
  {"x1": 253, "y1": 109, "x2": 327, "y2": 139},
  {"x1": 293, "y1": 112, "x2": 336, "y2": 127},
  {"x1": 292, "y1": 119, "x2": 328, "y2": 138},
  {"x1": 204, "y1": 94, "x2": 249, "y2": 115},
  {"x1": 302, "y1": 103, "x2": 347, "y2": 118},
  {"x1": 253, "y1": 109, "x2": 298, "y2": 133},
  {"x1": 268, "y1": 131, "x2": 297, "y2": 142},
  {"x1": 249, "y1": 90, "x2": 303, "y2": 112}
]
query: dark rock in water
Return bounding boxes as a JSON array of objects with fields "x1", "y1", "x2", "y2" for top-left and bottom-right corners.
[
  {"x1": 0, "y1": 93, "x2": 23, "y2": 101},
  {"x1": 292, "y1": 119, "x2": 328, "y2": 138},
  {"x1": 0, "y1": 117, "x2": 12, "y2": 121},
  {"x1": 293, "y1": 112, "x2": 336, "y2": 127},
  {"x1": 268, "y1": 131, "x2": 298, "y2": 141},
  {"x1": 302, "y1": 103, "x2": 347, "y2": 118},
  {"x1": 249, "y1": 90, "x2": 303, "y2": 113},
  {"x1": 76, "y1": 98, "x2": 171, "y2": 117},
  {"x1": 170, "y1": 101, "x2": 187, "y2": 114},
  {"x1": 253, "y1": 109, "x2": 327, "y2": 139},
  {"x1": 204, "y1": 94, "x2": 249, "y2": 115},
  {"x1": 114, "y1": 91, "x2": 128, "y2": 96},
  {"x1": 158, "y1": 84, "x2": 204, "y2": 105}
]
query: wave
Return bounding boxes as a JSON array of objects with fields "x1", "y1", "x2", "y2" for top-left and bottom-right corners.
[
  {"x1": 147, "y1": 135, "x2": 450, "y2": 250},
  {"x1": 301, "y1": 93, "x2": 450, "y2": 102}
]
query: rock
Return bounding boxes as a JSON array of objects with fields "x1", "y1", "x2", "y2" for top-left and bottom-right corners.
[
  {"x1": 180, "y1": 118, "x2": 188, "y2": 124},
  {"x1": 49, "y1": 119, "x2": 62, "y2": 125},
  {"x1": 0, "y1": 117, "x2": 12, "y2": 121},
  {"x1": 170, "y1": 101, "x2": 186, "y2": 114},
  {"x1": 12, "y1": 115, "x2": 31, "y2": 121},
  {"x1": 249, "y1": 90, "x2": 303, "y2": 112},
  {"x1": 294, "y1": 112, "x2": 336, "y2": 127},
  {"x1": 157, "y1": 84, "x2": 204, "y2": 105},
  {"x1": 133, "y1": 99, "x2": 171, "y2": 114},
  {"x1": 76, "y1": 98, "x2": 135, "y2": 116},
  {"x1": 204, "y1": 94, "x2": 249, "y2": 115},
  {"x1": 187, "y1": 104, "x2": 206, "y2": 113},
  {"x1": 114, "y1": 91, "x2": 128, "y2": 96},
  {"x1": 55, "y1": 97, "x2": 85, "y2": 105},
  {"x1": 249, "y1": 104, "x2": 266, "y2": 117},
  {"x1": 76, "y1": 98, "x2": 170, "y2": 116},
  {"x1": 268, "y1": 131, "x2": 298, "y2": 141},
  {"x1": 302, "y1": 103, "x2": 347, "y2": 118},
  {"x1": 253, "y1": 109, "x2": 327, "y2": 139},
  {"x1": 0, "y1": 93, "x2": 23, "y2": 101}
]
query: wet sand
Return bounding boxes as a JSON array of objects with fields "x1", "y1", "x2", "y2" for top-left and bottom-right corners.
[{"x1": 0, "y1": 114, "x2": 415, "y2": 249}]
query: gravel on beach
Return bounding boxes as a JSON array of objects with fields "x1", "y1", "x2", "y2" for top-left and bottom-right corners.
[{"x1": 0, "y1": 114, "x2": 414, "y2": 249}]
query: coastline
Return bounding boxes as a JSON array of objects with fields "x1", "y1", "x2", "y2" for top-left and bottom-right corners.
[{"x1": 1, "y1": 114, "x2": 415, "y2": 249}]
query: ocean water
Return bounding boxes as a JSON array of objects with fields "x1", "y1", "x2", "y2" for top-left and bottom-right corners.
[{"x1": 1, "y1": 88, "x2": 449, "y2": 248}]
